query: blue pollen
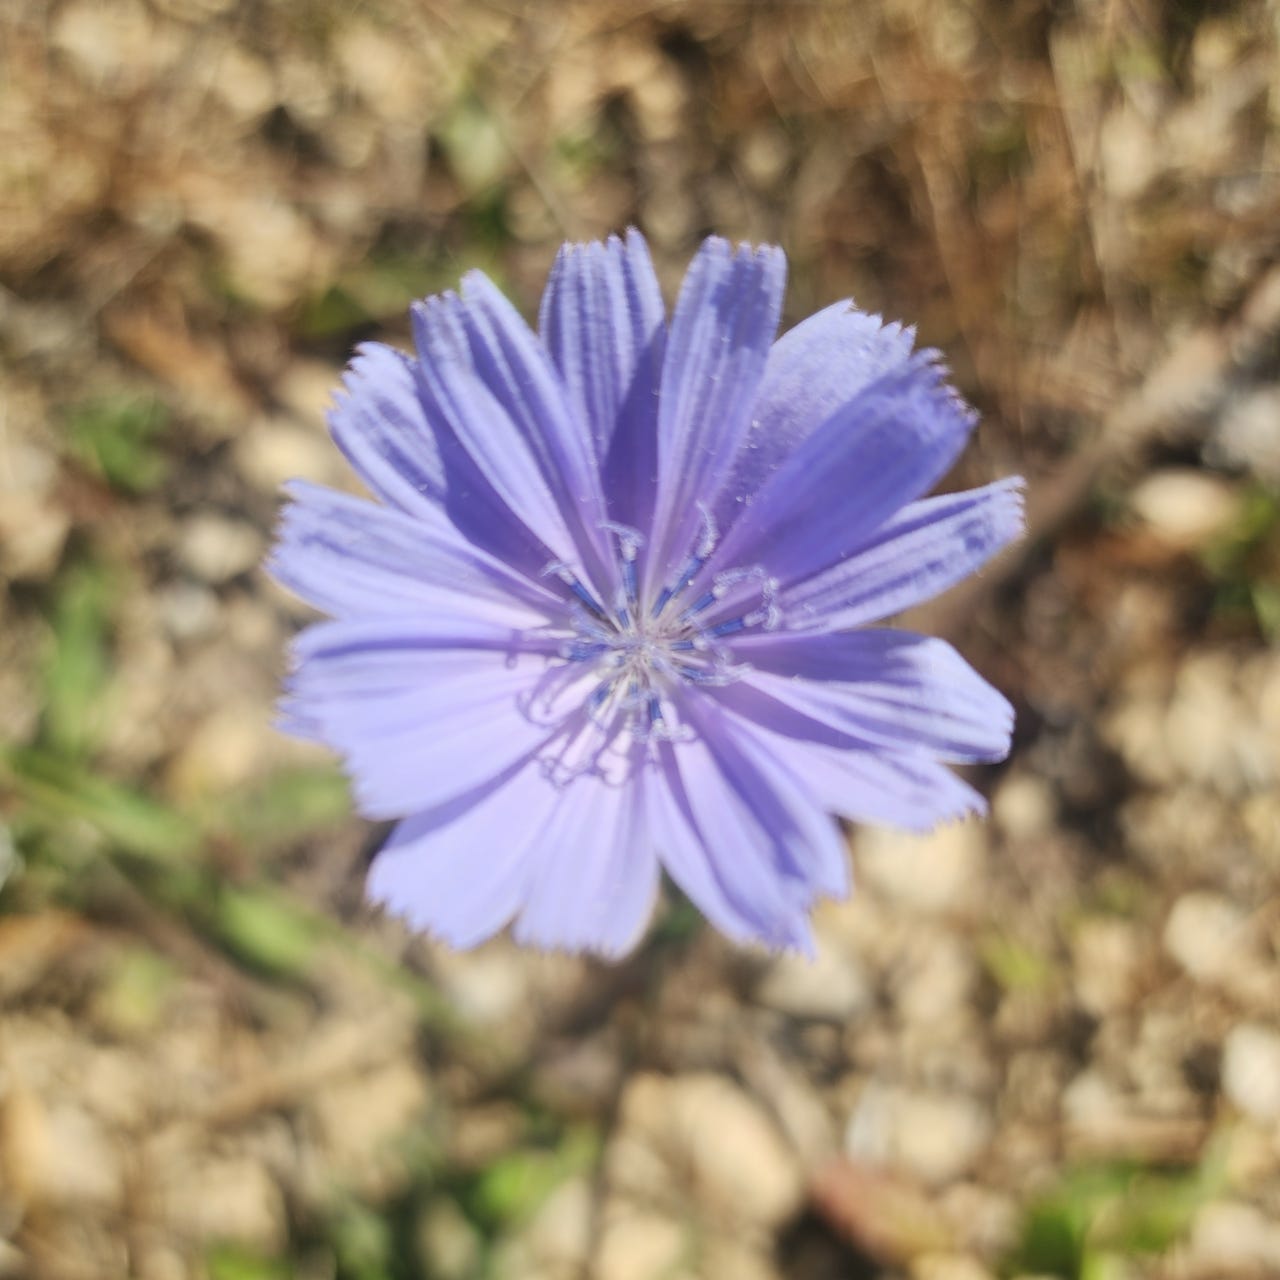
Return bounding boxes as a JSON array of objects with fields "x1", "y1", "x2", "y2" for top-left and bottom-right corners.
[
  {"x1": 680, "y1": 590, "x2": 718, "y2": 620},
  {"x1": 707, "y1": 616, "x2": 747, "y2": 637},
  {"x1": 563, "y1": 640, "x2": 607, "y2": 662},
  {"x1": 566, "y1": 576, "x2": 608, "y2": 618},
  {"x1": 650, "y1": 552, "x2": 707, "y2": 618}
]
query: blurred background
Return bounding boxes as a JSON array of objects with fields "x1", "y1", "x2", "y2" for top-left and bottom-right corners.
[{"x1": 2, "y1": 1, "x2": 1280, "y2": 1278}]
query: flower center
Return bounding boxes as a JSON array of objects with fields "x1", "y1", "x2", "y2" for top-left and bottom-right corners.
[{"x1": 537, "y1": 512, "x2": 781, "y2": 746}]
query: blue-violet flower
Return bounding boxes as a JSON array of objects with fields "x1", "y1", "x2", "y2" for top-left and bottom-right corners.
[{"x1": 270, "y1": 231, "x2": 1022, "y2": 956}]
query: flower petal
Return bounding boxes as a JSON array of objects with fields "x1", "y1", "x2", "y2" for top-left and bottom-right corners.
[
  {"x1": 284, "y1": 622, "x2": 566, "y2": 819},
  {"x1": 731, "y1": 628, "x2": 1014, "y2": 763},
  {"x1": 459, "y1": 271, "x2": 617, "y2": 576},
  {"x1": 762, "y1": 735, "x2": 986, "y2": 831},
  {"x1": 512, "y1": 762, "x2": 659, "y2": 955},
  {"x1": 367, "y1": 760, "x2": 562, "y2": 949},
  {"x1": 781, "y1": 478, "x2": 1025, "y2": 631},
  {"x1": 646, "y1": 237, "x2": 786, "y2": 593},
  {"x1": 327, "y1": 342, "x2": 446, "y2": 518},
  {"x1": 371, "y1": 758, "x2": 658, "y2": 955},
  {"x1": 647, "y1": 745, "x2": 811, "y2": 952},
  {"x1": 269, "y1": 480, "x2": 560, "y2": 620},
  {"x1": 539, "y1": 229, "x2": 666, "y2": 534},
  {"x1": 696, "y1": 693, "x2": 985, "y2": 831},
  {"x1": 647, "y1": 695, "x2": 848, "y2": 950},
  {"x1": 411, "y1": 276, "x2": 613, "y2": 588},
  {"x1": 715, "y1": 301, "x2": 915, "y2": 526},
  {"x1": 705, "y1": 354, "x2": 978, "y2": 589}
]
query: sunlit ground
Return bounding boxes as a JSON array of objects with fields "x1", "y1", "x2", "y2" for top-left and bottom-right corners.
[{"x1": 3, "y1": 2, "x2": 1280, "y2": 1278}]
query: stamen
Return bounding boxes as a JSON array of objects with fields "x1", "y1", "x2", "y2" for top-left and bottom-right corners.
[
  {"x1": 559, "y1": 640, "x2": 606, "y2": 662},
  {"x1": 672, "y1": 660, "x2": 746, "y2": 686},
  {"x1": 704, "y1": 567, "x2": 783, "y2": 632},
  {"x1": 707, "y1": 616, "x2": 747, "y2": 638},
  {"x1": 601, "y1": 521, "x2": 645, "y2": 561},
  {"x1": 652, "y1": 503, "x2": 718, "y2": 618},
  {"x1": 601, "y1": 521, "x2": 645, "y2": 622},
  {"x1": 711, "y1": 565, "x2": 772, "y2": 598},
  {"x1": 621, "y1": 559, "x2": 638, "y2": 612},
  {"x1": 541, "y1": 560, "x2": 607, "y2": 620},
  {"x1": 678, "y1": 590, "x2": 718, "y2": 621},
  {"x1": 694, "y1": 502, "x2": 718, "y2": 560},
  {"x1": 517, "y1": 663, "x2": 587, "y2": 725}
]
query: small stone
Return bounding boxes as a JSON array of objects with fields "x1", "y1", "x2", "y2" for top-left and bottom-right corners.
[
  {"x1": 0, "y1": 826, "x2": 16, "y2": 896},
  {"x1": 156, "y1": 1152, "x2": 286, "y2": 1250},
  {"x1": 1221, "y1": 1122, "x2": 1280, "y2": 1190},
  {"x1": 1099, "y1": 105, "x2": 1160, "y2": 200},
  {"x1": 700, "y1": 1237, "x2": 780, "y2": 1280},
  {"x1": 77, "y1": 1045, "x2": 151, "y2": 1129},
  {"x1": 133, "y1": 1243, "x2": 190, "y2": 1280},
  {"x1": 1071, "y1": 917, "x2": 1140, "y2": 1016},
  {"x1": 936, "y1": 1182, "x2": 1019, "y2": 1258},
  {"x1": 310, "y1": 1059, "x2": 430, "y2": 1194},
  {"x1": 738, "y1": 125, "x2": 790, "y2": 189},
  {"x1": 1190, "y1": 1200, "x2": 1280, "y2": 1271},
  {"x1": 209, "y1": 43, "x2": 275, "y2": 122},
  {"x1": 336, "y1": 25, "x2": 429, "y2": 123},
  {"x1": 616, "y1": 1073, "x2": 803, "y2": 1228},
  {"x1": 911, "y1": 1255, "x2": 996, "y2": 1280},
  {"x1": 1, "y1": 1090, "x2": 124, "y2": 1211},
  {"x1": 1212, "y1": 385, "x2": 1280, "y2": 484},
  {"x1": 604, "y1": 1124, "x2": 674, "y2": 1206},
  {"x1": 1004, "y1": 1050, "x2": 1069, "y2": 1124},
  {"x1": 166, "y1": 701, "x2": 272, "y2": 798},
  {"x1": 991, "y1": 773, "x2": 1056, "y2": 841},
  {"x1": 1062, "y1": 1069, "x2": 1124, "y2": 1131},
  {"x1": 594, "y1": 1207, "x2": 687, "y2": 1280},
  {"x1": 177, "y1": 513, "x2": 263, "y2": 584},
  {"x1": 447, "y1": 1102, "x2": 523, "y2": 1168},
  {"x1": 51, "y1": 0, "x2": 158, "y2": 92},
  {"x1": 1104, "y1": 692, "x2": 1178, "y2": 788},
  {"x1": 1129, "y1": 469, "x2": 1241, "y2": 550},
  {"x1": 157, "y1": 581, "x2": 220, "y2": 642},
  {"x1": 0, "y1": 1238, "x2": 27, "y2": 1277},
  {"x1": 0, "y1": 491, "x2": 70, "y2": 582},
  {"x1": 1221, "y1": 1024, "x2": 1280, "y2": 1121},
  {"x1": 668, "y1": 1074, "x2": 803, "y2": 1227},
  {"x1": 857, "y1": 820, "x2": 985, "y2": 914},
  {"x1": 846, "y1": 1085, "x2": 991, "y2": 1185},
  {"x1": 183, "y1": 183, "x2": 328, "y2": 309},
  {"x1": 234, "y1": 416, "x2": 345, "y2": 493},
  {"x1": 0, "y1": 439, "x2": 69, "y2": 582},
  {"x1": 1165, "y1": 654, "x2": 1270, "y2": 794},
  {"x1": 755, "y1": 936, "x2": 872, "y2": 1021},
  {"x1": 275, "y1": 359, "x2": 345, "y2": 424},
  {"x1": 417, "y1": 1199, "x2": 482, "y2": 1280},
  {"x1": 431, "y1": 946, "x2": 531, "y2": 1030},
  {"x1": 523, "y1": 1176, "x2": 592, "y2": 1268},
  {"x1": 892, "y1": 932, "x2": 979, "y2": 1031},
  {"x1": 1163, "y1": 892, "x2": 1248, "y2": 982}
]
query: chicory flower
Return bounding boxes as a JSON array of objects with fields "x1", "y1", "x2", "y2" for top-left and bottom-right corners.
[{"x1": 270, "y1": 231, "x2": 1021, "y2": 956}]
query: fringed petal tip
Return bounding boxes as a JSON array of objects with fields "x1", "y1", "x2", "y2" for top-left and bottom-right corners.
[
  {"x1": 273, "y1": 691, "x2": 323, "y2": 744},
  {"x1": 998, "y1": 473, "x2": 1029, "y2": 540},
  {"x1": 918, "y1": 771, "x2": 989, "y2": 830}
]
